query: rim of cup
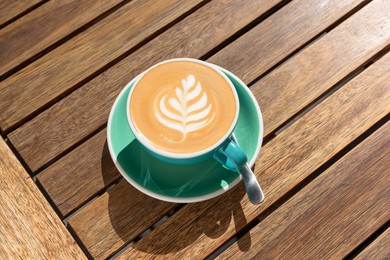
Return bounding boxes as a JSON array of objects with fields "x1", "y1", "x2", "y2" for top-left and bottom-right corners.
[{"x1": 126, "y1": 58, "x2": 240, "y2": 159}]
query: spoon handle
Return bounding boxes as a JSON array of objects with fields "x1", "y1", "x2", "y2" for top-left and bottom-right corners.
[{"x1": 240, "y1": 163, "x2": 264, "y2": 204}]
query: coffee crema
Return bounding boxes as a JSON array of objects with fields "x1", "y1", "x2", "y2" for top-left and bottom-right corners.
[{"x1": 129, "y1": 60, "x2": 237, "y2": 154}]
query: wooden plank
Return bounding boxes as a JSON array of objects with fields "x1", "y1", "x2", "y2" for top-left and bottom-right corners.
[
  {"x1": 0, "y1": 0, "x2": 204, "y2": 131},
  {"x1": 207, "y1": 0, "x2": 367, "y2": 84},
  {"x1": 0, "y1": 138, "x2": 86, "y2": 259},
  {"x1": 68, "y1": 181, "x2": 177, "y2": 259},
  {"x1": 0, "y1": 0, "x2": 41, "y2": 26},
  {"x1": 10, "y1": 0, "x2": 368, "y2": 172},
  {"x1": 0, "y1": 0, "x2": 124, "y2": 75},
  {"x1": 71, "y1": 8, "x2": 390, "y2": 260},
  {"x1": 37, "y1": 130, "x2": 119, "y2": 217},
  {"x1": 114, "y1": 47, "x2": 390, "y2": 257},
  {"x1": 35, "y1": 0, "x2": 285, "y2": 217},
  {"x1": 218, "y1": 122, "x2": 390, "y2": 259},
  {"x1": 355, "y1": 229, "x2": 390, "y2": 260}
]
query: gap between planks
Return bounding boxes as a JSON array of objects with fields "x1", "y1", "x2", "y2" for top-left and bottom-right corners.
[
  {"x1": 62, "y1": 176, "x2": 123, "y2": 220},
  {"x1": 4, "y1": 138, "x2": 33, "y2": 176},
  {"x1": 65, "y1": 221, "x2": 95, "y2": 259},
  {"x1": 0, "y1": 0, "x2": 48, "y2": 29},
  {"x1": 344, "y1": 219, "x2": 390, "y2": 259},
  {"x1": 0, "y1": 0, "x2": 133, "y2": 81}
]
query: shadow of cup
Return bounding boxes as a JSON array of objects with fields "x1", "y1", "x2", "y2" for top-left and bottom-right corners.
[{"x1": 130, "y1": 182, "x2": 250, "y2": 256}]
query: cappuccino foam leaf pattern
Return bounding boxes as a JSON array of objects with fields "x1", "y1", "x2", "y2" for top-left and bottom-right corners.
[
  {"x1": 129, "y1": 60, "x2": 237, "y2": 154},
  {"x1": 155, "y1": 75, "x2": 215, "y2": 141}
]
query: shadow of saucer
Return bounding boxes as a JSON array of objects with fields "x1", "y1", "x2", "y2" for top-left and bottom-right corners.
[
  {"x1": 130, "y1": 182, "x2": 251, "y2": 256},
  {"x1": 101, "y1": 139, "x2": 252, "y2": 256}
]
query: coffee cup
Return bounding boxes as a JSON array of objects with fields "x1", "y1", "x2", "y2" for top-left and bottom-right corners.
[{"x1": 126, "y1": 58, "x2": 264, "y2": 203}]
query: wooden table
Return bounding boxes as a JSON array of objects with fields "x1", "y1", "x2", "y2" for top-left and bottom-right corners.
[{"x1": 0, "y1": 0, "x2": 389, "y2": 259}]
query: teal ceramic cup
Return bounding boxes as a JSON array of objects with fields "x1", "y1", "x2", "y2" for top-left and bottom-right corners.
[{"x1": 126, "y1": 58, "x2": 249, "y2": 173}]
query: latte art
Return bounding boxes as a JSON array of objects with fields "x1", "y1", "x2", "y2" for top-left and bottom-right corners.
[
  {"x1": 155, "y1": 75, "x2": 215, "y2": 141},
  {"x1": 129, "y1": 60, "x2": 238, "y2": 154}
]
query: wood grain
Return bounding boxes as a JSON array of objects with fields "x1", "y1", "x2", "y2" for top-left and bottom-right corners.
[
  {"x1": 208, "y1": 0, "x2": 366, "y2": 83},
  {"x1": 0, "y1": 0, "x2": 124, "y2": 75},
  {"x1": 0, "y1": 138, "x2": 86, "y2": 259},
  {"x1": 10, "y1": 0, "x2": 368, "y2": 172},
  {"x1": 68, "y1": 180, "x2": 177, "y2": 259},
  {"x1": 115, "y1": 47, "x2": 390, "y2": 258},
  {"x1": 218, "y1": 122, "x2": 390, "y2": 259},
  {"x1": 0, "y1": 0, "x2": 204, "y2": 131},
  {"x1": 38, "y1": 129, "x2": 120, "y2": 217},
  {"x1": 355, "y1": 228, "x2": 390, "y2": 260},
  {"x1": 0, "y1": 0, "x2": 42, "y2": 26},
  {"x1": 251, "y1": 0, "x2": 390, "y2": 137},
  {"x1": 76, "y1": 23, "x2": 390, "y2": 260}
]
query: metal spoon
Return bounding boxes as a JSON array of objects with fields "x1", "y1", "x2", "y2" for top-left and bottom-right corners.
[
  {"x1": 239, "y1": 163, "x2": 264, "y2": 204},
  {"x1": 229, "y1": 135, "x2": 264, "y2": 204}
]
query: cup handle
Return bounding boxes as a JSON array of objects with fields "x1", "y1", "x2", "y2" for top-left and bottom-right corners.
[
  {"x1": 214, "y1": 137, "x2": 264, "y2": 204},
  {"x1": 213, "y1": 137, "x2": 247, "y2": 171}
]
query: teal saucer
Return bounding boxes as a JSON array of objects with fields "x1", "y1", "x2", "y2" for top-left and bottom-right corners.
[{"x1": 107, "y1": 65, "x2": 263, "y2": 203}]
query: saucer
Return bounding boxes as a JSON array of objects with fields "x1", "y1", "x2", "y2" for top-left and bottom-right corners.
[{"x1": 107, "y1": 65, "x2": 263, "y2": 203}]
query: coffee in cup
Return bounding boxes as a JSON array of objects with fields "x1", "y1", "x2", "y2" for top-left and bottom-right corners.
[{"x1": 129, "y1": 59, "x2": 238, "y2": 155}]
